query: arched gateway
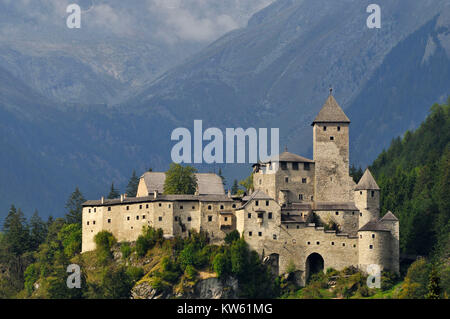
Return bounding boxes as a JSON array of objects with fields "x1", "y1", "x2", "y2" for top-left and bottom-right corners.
[{"x1": 305, "y1": 253, "x2": 324, "y2": 283}]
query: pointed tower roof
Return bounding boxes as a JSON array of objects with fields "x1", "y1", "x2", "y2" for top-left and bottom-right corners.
[
  {"x1": 312, "y1": 94, "x2": 350, "y2": 125},
  {"x1": 380, "y1": 211, "x2": 398, "y2": 221},
  {"x1": 355, "y1": 169, "x2": 380, "y2": 191}
]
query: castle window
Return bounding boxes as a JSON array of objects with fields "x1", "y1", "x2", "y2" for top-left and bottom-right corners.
[
  {"x1": 168, "y1": 204, "x2": 171, "y2": 208},
  {"x1": 158, "y1": 217, "x2": 162, "y2": 222},
  {"x1": 371, "y1": 191, "x2": 375, "y2": 197},
  {"x1": 192, "y1": 206, "x2": 195, "y2": 209},
  {"x1": 311, "y1": 196, "x2": 314, "y2": 200},
  {"x1": 126, "y1": 206, "x2": 129, "y2": 211},
  {"x1": 108, "y1": 207, "x2": 111, "y2": 212},
  {"x1": 159, "y1": 203, "x2": 162, "y2": 207},
  {"x1": 224, "y1": 217, "x2": 228, "y2": 221},
  {"x1": 175, "y1": 216, "x2": 178, "y2": 221},
  {"x1": 331, "y1": 242, "x2": 335, "y2": 245},
  {"x1": 139, "y1": 205, "x2": 142, "y2": 209},
  {"x1": 335, "y1": 212, "x2": 339, "y2": 216},
  {"x1": 360, "y1": 213, "x2": 363, "y2": 217},
  {"x1": 258, "y1": 232, "x2": 262, "y2": 237},
  {"x1": 330, "y1": 136, "x2": 334, "y2": 141},
  {"x1": 369, "y1": 245, "x2": 373, "y2": 249},
  {"x1": 94, "y1": 208, "x2": 96, "y2": 213},
  {"x1": 142, "y1": 215, "x2": 146, "y2": 219},
  {"x1": 259, "y1": 179, "x2": 262, "y2": 185},
  {"x1": 281, "y1": 162, "x2": 287, "y2": 170},
  {"x1": 136, "y1": 216, "x2": 139, "y2": 220},
  {"x1": 247, "y1": 231, "x2": 252, "y2": 237},
  {"x1": 232, "y1": 204, "x2": 236, "y2": 208},
  {"x1": 273, "y1": 234, "x2": 277, "y2": 240},
  {"x1": 337, "y1": 126, "x2": 341, "y2": 131},
  {"x1": 268, "y1": 212, "x2": 273, "y2": 219},
  {"x1": 220, "y1": 205, "x2": 224, "y2": 209},
  {"x1": 316, "y1": 241, "x2": 320, "y2": 245},
  {"x1": 292, "y1": 162, "x2": 299, "y2": 170},
  {"x1": 353, "y1": 244, "x2": 356, "y2": 248},
  {"x1": 342, "y1": 243, "x2": 346, "y2": 247},
  {"x1": 146, "y1": 204, "x2": 149, "y2": 209},
  {"x1": 89, "y1": 209, "x2": 91, "y2": 213},
  {"x1": 258, "y1": 212, "x2": 264, "y2": 219},
  {"x1": 248, "y1": 213, "x2": 251, "y2": 219},
  {"x1": 286, "y1": 225, "x2": 289, "y2": 229},
  {"x1": 93, "y1": 221, "x2": 96, "y2": 225},
  {"x1": 352, "y1": 212, "x2": 355, "y2": 215},
  {"x1": 372, "y1": 234, "x2": 375, "y2": 239},
  {"x1": 304, "y1": 163, "x2": 310, "y2": 171},
  {"x1": 302, "y1": 178, "x2": 307, "y2": 184},
  {"x1": 296, "y1": 225, "x2": 300, "y2": 229},
  {"x1": 285, "y1": 177, "x2": 289, "y2": 183},
  {"x1": 360, "y1": 191, "x2": 363, "y2": 195},
  {"x1": 266, "y1": 200, "x2": 269, "y2": 206},
  {"x1": 299, "y1": 194, "x2": 303, "y2": 200},
  {"x1": 255, "y1": 201, "x2": 259, "y2": 206},
  {"x1": 87, "y1": 221, "x2": 89, "y2": 225},
  {"x1": 180, "y1": 205, "x2": 183, "y2": 210},
  {"x1": 208, "y1": 205, "x2": 212, "y2": 210},
  {"x1": 324, "y1": 126, "x2": 327, "y2": 131},
  {"x1": 307, "y1": 242, "x2": 311, "y2": 245},
  {"x1": 127, "y1": 216, "x2": 130, "y2": 221},
  {"x1": 108, "y1": 219, "x2": 111, "y2": 223},
  {"x1": 187, "y1": 217, "x2": 192, "y2": 222},
  {"x1": 208, "y1": 216, "x2": 212, "y2": 222}
]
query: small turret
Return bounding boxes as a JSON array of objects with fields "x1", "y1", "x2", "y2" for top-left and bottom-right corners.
[{"x1": 355, "y1": 169, "x2": 380, "y2": 227}]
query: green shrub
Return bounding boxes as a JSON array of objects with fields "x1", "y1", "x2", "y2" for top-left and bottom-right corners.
[
  {"x1": 120, "y1": 242, "x2": 132, "y2": 259},
  {"x1": 224, "y1": 230, "x2": 240, "y2": 245},
  {"x1": 213, "y1": 253, "x2": 230, "y2": 279}
]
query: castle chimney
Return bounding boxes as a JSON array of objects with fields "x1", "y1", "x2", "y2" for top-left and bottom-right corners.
[
  {"x1": 154, "y1": 190, "x2": 158, "y2": 199},
  {"x1": 124, "y1": 193, "x2": 127, "y2": 199},
  {"x1": 227, "y1": 190, "x2": 231, "y2": 198},
  {"x1": 120, "y1": 194, "x2": 124, "y2": 202},
  {"x1": 101, "y1": 196, "x2": 104, "y2": 204}
]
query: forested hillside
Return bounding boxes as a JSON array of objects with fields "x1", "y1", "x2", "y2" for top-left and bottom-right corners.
[{"x1": 370, "y1": 99, "x2": 449, "y2": 259}]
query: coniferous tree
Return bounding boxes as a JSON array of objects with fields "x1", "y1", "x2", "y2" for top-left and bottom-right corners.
[
  {"x1": 29, "y1": 211, "x2": 47, "y2": 251},
  {"x1": 107, "y1": 183, "x2": 120, "y2": 199},
  {"x1": 231, "y1": 179, "x2": 239, "y2": 195},
  {"x1": 425, "y1": 267, "x2": 441, "y2": 299},
  {"x1": 3, "y1": 205, "x2": 31, "y2": 255},
  {"x1": 65, "y1": 187, "x2": 85, "y2": 225},
  {"x1": 126, "y1": 170, "x2": 140, "y2": 197}
]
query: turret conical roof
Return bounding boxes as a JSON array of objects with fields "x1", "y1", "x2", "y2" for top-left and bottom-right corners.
[
  {"x1": 355, "y1": 169, "x2": 380, "y2": 191},
  {"x1": 312, "y1": 94, "x2": 350, "y2": 125}
]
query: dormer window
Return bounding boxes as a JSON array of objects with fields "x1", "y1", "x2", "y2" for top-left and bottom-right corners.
[
  {"x1": 292, "y1": 162, "x2": 299, "y2": 170},
  {"x1": 304, "y1": 163, "x2": 310, "y2": 171},
  {"x1": 281, "y1": 162, "x2": 287, "y2": 170}
]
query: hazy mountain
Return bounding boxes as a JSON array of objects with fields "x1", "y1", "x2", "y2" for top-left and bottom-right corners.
[
  {"x1": 0, "y1": 0, "x2": 273, "y2": 105},
  {"x1": 124, "y1": 0, "x2": 449, "y2": 164}
]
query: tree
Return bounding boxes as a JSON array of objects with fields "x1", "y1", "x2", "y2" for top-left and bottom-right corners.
[
  {"x1": 3, "y1": 205, "x2": 31, "y2": 255},
  {"x1": 126, "y1": 170, "x2": 140, "y2": 197},
  {"x1": 58, "y1": 224, "x2": 82, "y2": 258},
  {"x1": 239, "y1": 174, "x2": 253, "y2": 194},
  {"x1": 29, "y1": 211, "x2": 47, "y2": 251},
  {"x1": 425, "y1": 267, "x2": 441, "y2": 299},
  {"x1": 65, "y1": 187, "x2": 85, "y2": 225},
  {"x1": 163, "y1": 163, "x2": 198, "y2": 195},
  {"x1": 107, "y1": 182, "x2": 120, "y2": 199},
  {"x1": 231, "y1": 179, "x2": 239, "y2": 195},
  {"x1": 350, "y1": 164, "x2": 364, "y2": 183}
]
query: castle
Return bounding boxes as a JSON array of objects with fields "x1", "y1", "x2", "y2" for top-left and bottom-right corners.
[{"x1": 82, "y1": 94, "x2": 399, "y2": 285}]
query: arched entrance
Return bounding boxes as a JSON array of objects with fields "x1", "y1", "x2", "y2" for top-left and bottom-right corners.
[{"x1": 305, "y1": 253, "x2": 324, "y2": 283}]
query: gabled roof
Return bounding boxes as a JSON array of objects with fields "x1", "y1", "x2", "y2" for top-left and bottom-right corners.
[
  {"x1": 258, "y1": 151, "x2": 314, "y2": 164},
  {"x1": 355, "y1": 169, "x2": 380, "y2": 191},
  {"x1": 380, "y1": 211, "x2": 398, "y2": 221},
  {"x1": 312, "y1": 95, "x2": 350, "y2": 125},
  {"x1": 358, "y1": 220, "x2": 391, "y2": 232},
  {"x1": 140, "y1": 172, "x2": 225, "y2": 195},
  {"x1": 240, "y1": 190, "x2": 273, "y2": 209}
]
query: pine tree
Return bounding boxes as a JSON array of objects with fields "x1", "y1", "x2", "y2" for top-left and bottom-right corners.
[
  {"x1": 29, "y1": 210, "x2": 47, "y2": 251},
  {"x1": 231, "y1": 179, "x2": 239, "y2": 195},
  {"x1": 126, "y1": 170, "x2": 140, "y2": 197},
  {"x1": 107, "y1": 182, "x2": 120, "y2": 199},
  {"x1": 65, "y1": 187, "x2": 85, "y2": 225},
  {"x1": 3, "y1": 205, "x2": 31, "y2": 255}
]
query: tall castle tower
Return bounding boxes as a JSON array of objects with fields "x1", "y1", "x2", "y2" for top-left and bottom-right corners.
[
  {"x1": 355, "y1": 168, "x2": 380, "y2": 227},
  {"x1": 312, "y1": 93, "x2": 352, "y2": 202}
]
